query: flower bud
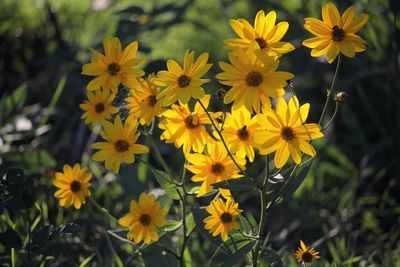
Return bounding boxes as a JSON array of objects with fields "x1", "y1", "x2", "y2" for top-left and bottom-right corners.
[
  {"x1": 216, "y1": 89, "x2": 226, "y2": 101},
  {"x1": 334, "y1": 91, "x2": 348, "y2": 104}
]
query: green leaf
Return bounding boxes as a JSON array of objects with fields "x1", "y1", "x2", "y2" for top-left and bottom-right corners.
[
  {"x1": 137, "y1": 152, "x2": 149, "y2": 183},
  {"x1": 191, "y1": 207, "x2": 222, "y2": 246},
  {"x1": 221, "y1": 240, "x2": 256, "y2": 267},
  {"x1": 160, "y1": 220, "x2": 182, "y2": 232},
  {"x1": 79, "y1": 253, "x2": 96, "y2": 267},
  {"x1": 259, "y1": 249, "x2": 283, "y2": 267},
  {"x1": 188, "y1": 186, "x2": 217, "y2": 197},
  {"x1": 282, "y1": 160, "x2": 313, "y2": 199},
  {"x1": 186, "y1": 213, "x2": 195, "y2": 233},
  {"x1": 149, "y1": 168, "x2": 180, "y2": 200},
  {"x1": 212, "y1": 179, "x2": 257, "y2": 191},
  {"x1": 1, "y1": 149, "x2": 56, "y2": 173},
  {"x1": 0, "y1": 229, "x2": 22, "y2": 248},
  {"x1": 0, "y1": 83, "x2": 27, "y2": 125}
]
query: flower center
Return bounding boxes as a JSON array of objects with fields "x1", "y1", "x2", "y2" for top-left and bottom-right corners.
[
  {"x1": 147, "y1": 95, "x2": 157, "y2": 106},
  {"x1": 108, "y1": 62, "x2": 121, "y2": 76},
  {"x1": 211, "y1": 163, "x2": 225, "y2": 174},
  {"x1": 184, "y1": 114, "x2": 199, "y2": 129},
  {"x1": 115, "y1": 140, "x2": 129, "y2": 152},
  {"x1": 255, "y1": 37, "x2": 267, "y2": 49},
  {"x1": 177, "y1": 74, "x2": 191, "y2": 88},
  {"x1": 70, "y1": 180, "x2": 81, "y2": 193},
  {"x1": 301, "y1": 251, "x2": 313, "y2": 263},
  {"x1": 332, "y1": 26, "x2": 345, "y2": 41},
  {"x1": 220, "y1": 212, "x2": 233, "y2": 223},
  {"x1": 237, "y1": 126, "x2": 249, "y2": 140},
  {"x1": 95, "y1": 103, "x2": 105, "y2": 113},
  {"x1": 246, "y1": 71, "x2": 263, "y2": 87},
  {"x1": 281, "y1": 127, "x2": 295, "y2": 141},
  {"x1": 139, "y1": 214, "x2": 151, "y2": 226}
]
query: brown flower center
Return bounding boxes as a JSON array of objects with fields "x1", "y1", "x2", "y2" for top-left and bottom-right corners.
[
  {"x1": 246, "y1": 71, "x2": 263, "y2": 87},
  {"x1": 108, "y1": 62, "x2": 121, "y2": 76},
  {"x1": 255, "y1": 37, "x2": 267, "y2": 49},
  {"x1": 237, "y1": 126, "x2": 249, "y2": 140},
  {"x1": 95, "y1": 103, "x2": 105, "y2": 113},
  {"x1": 281, "y1": 127, "x2": 295, "y2": 140},
  {"x1": 70, "y1": 180, "x2": 81, "y2": 193},
  {"x1": 220, "y1": 212, "x2": 233, "y2": 223},
  {"x1": 211, "y1": 163, "x2": 225, "y2": 174},
  {"x1": 332, "y1": 26, "x2": 345, "y2": 41},
  {"x1": 147, "y1": 95, "x2": 157, "y2": 106},
  {"x1": 115, "y1": 140, "x2": 129, "y2": 152},
  {"x1": 139, "y1": 214, "x2": 151, "y2": 226},
  {"x1": 301, "y1": 251, "x2": 313, "y2": 263},
  {"x1": 177, "y1": 74, "x2": 191, "y2": 88},
  {"x1": 184, "y1": 115, "x2": 199, "y2": 129}
]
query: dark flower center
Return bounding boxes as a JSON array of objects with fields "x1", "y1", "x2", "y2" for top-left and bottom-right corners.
[
  {"x1": 95, "y1": 103, "x2": 105, "y2": 113},
  {"x1": 70, "y1": 180, "x2": 81, "y2": 193},
  {"x1": 237, "y1": 126, "x2": 249, "y2": 140},
  {"x1": 211, "y1": 163, "x2": 225, "y2": 174},
  {"x1": 108, "y1": 62, "x2": 121, "y2": 75},
  {"x1": 246, "y1": 71, "x2": 263, "y2": 87},
  {"x1": 332, "y1": 26, "x2": 345, "y2": 41},
  {"x1": 281, "y1": 127, "x2": 295, "y2": 140},
  {"x1": 220, "y1": 212, "x2": 233, "y2": 223},
  {"x1": 177, "y1": 74, "x2": 191, "y2": 88},
  {"x1": 139, "y1": 214, "x2": 151, "y2": 226},
  {"x1": 184, "y1": 115, "x2": 199, "y2": 129},
  {"x1": 301, "y1": 251, "x2": 313, "y2": 263},
  {"x1": 255, "y1": 37, "x2": 267, "y2": 49},
  {"x1": 147, "y1": 95, "x2": 157, "y2": 106},
  {"x1": 115, "y1": 140, "x2": 129, "y2": 152}
]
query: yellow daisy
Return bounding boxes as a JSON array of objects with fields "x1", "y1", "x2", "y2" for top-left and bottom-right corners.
[
  {"x1": 158, "y1": 95, "x2": 221, "y2": 156},
  {"x1": 82, "y1": 37, "x2": 145, "y2": 91},
  {"x1": 254, "y1": 96, "x2": 324, "y2": 168},
  {"x1": 295, "y1": 240, "x2": 321, "y2": 265},
  {"x1": 79, "y1": 89, "x2": 119, "y2": 127},
  {"x1": 53, "y1": 163, "x2": 92, "y2": 209},
  {"x1": 203, "y1": 197, "x2": 242, "y2": 241},
  {"x1": 216, "y1": 45, "x2": 294, "y2": 113},
  {"x1": 91, "y1": 116, "x2": 149, "y2": 173},
  {"x1": 225, "y1": 10, "x2": 295, "y2": 56},
  {"x1": 186, "y1": 141, "x2": 245, "y2": 197},
  {"x1": 125, "y1": 75, "x2": 165, "y2": 126},
  {"x1": 220, "y1": 106, "x2": 264, "y2": 162},
  {"x1": 119, "y1": 193, "x2": 168, "y2": 244},
  {"x1": 303, "y1": 2, "x2": 369, "y2": 63},
  {"x1": 154, "y1": 50, "x2": 212, "y2": 106}
]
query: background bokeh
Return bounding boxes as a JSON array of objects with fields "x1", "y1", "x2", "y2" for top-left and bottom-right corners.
[{"x1": 1, "y1": 0, "x2": 399, "y2": 266}]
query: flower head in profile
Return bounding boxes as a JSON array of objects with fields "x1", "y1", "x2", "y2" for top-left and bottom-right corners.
[
  {"x1": 119, "y1": 193, "x2": 168, "y2": 244},
  {"x1": 295, "y1": 240, "x2": 321, "y2": 265},
  {"x1": 186, "y1": 141, "x2": 245, "y2": 197},
  {"x1": 79, "y1": 90, "x2": 119, "y2": 127},
  {"x1": 91, "y1": 116, "x2": 149, "y2": 173},
  {"x1": 225, "y1": 10, "x2": 294, "y2": 57},
  {"x1": 303, "y1": 2, "x2": 369, "y2": 63},
  {"x1": 254, "y1": 96, "x2": 323, "y2": 168},
  {"x1": 82, "y1": 37, "x2": 145, "y2": 91},
  {"x1": 125, "y1": 75, "x2": 165, "y2": 126},
  {"x1": 204, "y1": 197, "x2": 242, "y2": 241},
  {"x1": 53, "y1": 163, "x2": 92, "y2": 209},
  {"x1": 154, "y1": 50, "x2": 212, "y2": 106},
  {"x1": 158, "y1": 95, "x2": 221, "y2": 156},
  {"x1": 216, "y1": 45, "x2": 294, "y2": 113}
]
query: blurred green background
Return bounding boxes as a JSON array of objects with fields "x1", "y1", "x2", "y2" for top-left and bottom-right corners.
[{"x1": 1, "y1": 0, "x2": 399, "y2": 266}]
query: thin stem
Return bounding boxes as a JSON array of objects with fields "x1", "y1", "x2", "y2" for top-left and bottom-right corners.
[
  {"x1": 179, "y1": 196, "x2": 187, "y2": 267},
  {"x1": 157, "y1": 243, "x2": 180, "y2": 260},
  {"x1": 323, "y1": 102, "x2": 339, "y2": 130},
  {"x1": 26, "y1": 208, "x2": 31, "y2": 267},
  {"x1": 146, "y1": 134, "x2": 175, "y2": 180},
  {"x1": 318, "y1": 54, "x2": 341, "y2": 125},
  {"x1": 137, "y1": 157, "x2": 176, "y2": 184},
  {"x1": 89, "y1": 196, "x2": 119, "y2": 224}
]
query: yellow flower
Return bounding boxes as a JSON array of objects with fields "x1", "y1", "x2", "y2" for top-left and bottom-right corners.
[
  {"x1": 186, "y1": 141, "x2": 245, "y2": 197},
  {"x1": 53, "y1": 163, "x2": 92, "y2": 209},
  {"x1": 158, "y1": 95, "x2": 221, "y2": 156},
  {"x1": 82, "y1": 37, "x2": 145, "y2": 91},
  {"x1": 91, "y1": 116, "x2": 149, "y2": 173},
  {"x1": 125, "y1": 75, "x2": 165, "y2": 126},
  {"x1": 79, "y1": 89, "x2": 119, "y2": 127},
  {"x1": 203, "y1": 197, "x2": 242, "y2": 241},
  {"x1": 303, "y1": 2, "x2": 369, "y2": 63},
  {"x1": 154, "y1": 50, "x2": 212, "y2": 106},
  {"x1": 119, "y1": 193, "x2": 168, "y2": 244},
  {"x1": 254, "y1": 96, "x2": 323, "y2": 168},
  {"x1": 216, "y1": 45, "x2": 294, "y2": 113},
  {"x1": 295, "y1": 240, "x2": 321, "y2": 265},
  {"x1": 225, "y1": 10, "x2": 295, "y2": 56},
  {"x1": 221, "y1": 106, "x2": 264, "y2": 162}
]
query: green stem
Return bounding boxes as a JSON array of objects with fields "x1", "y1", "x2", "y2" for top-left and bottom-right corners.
[
  {"x1": 89, "y1": 196, "x2": 119, "y2": 224},
  {"x1": 26, "y1": 208, "x2": 31, "y2": 267},
  {"x1": 146, "y1": 134, "x2": 175, "y2": 179},
  {"x1": 323, "y1": 102, "x2": 339, "y2": 130},
  {"x1": 137, "y1": 157, "x2": 176, "y2": 184}
]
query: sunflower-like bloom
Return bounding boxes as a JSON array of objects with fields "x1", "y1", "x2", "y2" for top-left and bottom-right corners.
[
  {"x1": 186, "y1": 141, "x2": 245, "y2": 197},
  {"x1": 82, "y1": 37, "x2": 145, "y2": 91},
  {"x1": 53, "y1": 163, "x2": 92, "y2": 209},
  {"x1": 119, "y1": 193, "x2": 168, "y2": 244},
  {"x1": 295, "y1": 240, "x2": 321, "y2": 265},
  {"x1": 79, "y1": 90, "x2": 119, "y2": 127},
  {"x1": 303, "y1": 2, "x2": 369, "y2": 63},
  {"x1": 216, "y1": 45, "x2": 294, "y2": 113},
  {"x1": 203, "y1": 197, "x2": 242, "y2": 241},
  {"x1": 220, "y1": 106, "x2": 264, "y2": 162},
  {"x1": 158, "y1": 95, "x2": 221, "y2": 156},
  {"x1": 225, "y1": 10, "x2": 294, "y2": 56},
  {"x1": 254, "y1": 96, "x2": 323, "y2": 168},
  {"x1": 91, "y1": 116, "x2": 149, "y2": 173},
  {"x1": 154, "y1": 50, "x2": 212, "y2": 106},
  {"x1": 125, "y1": 75, "x2": 165, "y2": 126}
]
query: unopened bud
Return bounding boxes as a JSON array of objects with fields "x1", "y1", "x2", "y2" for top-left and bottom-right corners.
[
  {"x1": 216, "y1": 89, "x2": 226, "y2": 101},
  {"x1": 334, "y1": 91, "x2": 348, "y2": 104}
]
